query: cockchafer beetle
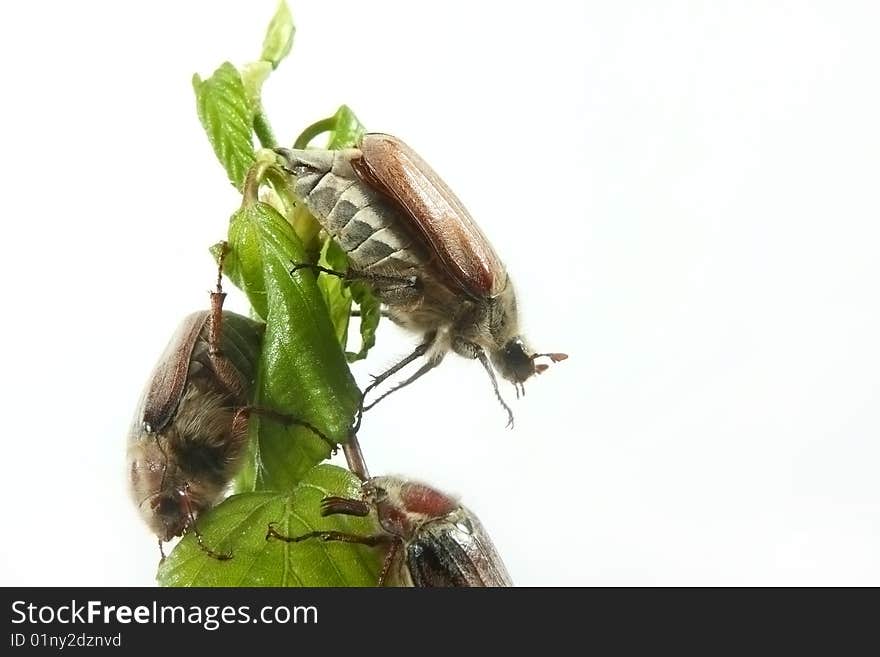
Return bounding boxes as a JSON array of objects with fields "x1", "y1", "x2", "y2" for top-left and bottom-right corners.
[
  {"x1": 266, "y1": 474, "x2": 513, "y2": 587},
  {"x1": 127, "y1": 245, "x2": 331, "y2": 560},
  {"x1": 276, "y1": 134, "x2": 566, "y2": 427}
]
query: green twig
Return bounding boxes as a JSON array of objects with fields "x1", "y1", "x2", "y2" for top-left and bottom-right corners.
[
  {"x1": 293, "y1": 116, "x2": 337, "y2": 149},
  {"x1": 254, "y1": 109, "x2": 277, "y2": 149}
]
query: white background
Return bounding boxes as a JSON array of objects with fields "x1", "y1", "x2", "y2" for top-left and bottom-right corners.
[{"x1": 0, "y1": 1, "x2": 878, "y2": 586}]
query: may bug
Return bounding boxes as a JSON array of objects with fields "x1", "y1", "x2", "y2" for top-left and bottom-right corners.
[
  {"x1": 127, "y1": 245, "x2": 330, "y2": 559},
  {"x1": 266, "y1": 475, "x2": 513, "y2": 587},
  {"x1": 276, "y1": 134, "x2": 566, "y2": 427}
]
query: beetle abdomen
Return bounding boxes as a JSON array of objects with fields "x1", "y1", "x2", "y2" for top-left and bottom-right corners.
[{"x1": 279, "y1": 148, "x2": 427, "y2": 275}]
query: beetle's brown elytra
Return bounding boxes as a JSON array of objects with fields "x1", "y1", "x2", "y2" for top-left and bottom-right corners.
[
  {"x1": 266, "y1": 475, "x2": 513, "y2": 587},
  {"x1": 276, "y1": 134, "x2": 566, "y2": 426}
]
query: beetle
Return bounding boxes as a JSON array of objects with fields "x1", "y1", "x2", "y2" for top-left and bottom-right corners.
[
  {"x1": 128, "y1": 246, "x2": 330, "y2": 559},
  {"x1": 276, "y1": 134, "x2": 566, "y2": 427},
  {"x1": 266, "y1": 474, "x2": 513, "y2": 587}
]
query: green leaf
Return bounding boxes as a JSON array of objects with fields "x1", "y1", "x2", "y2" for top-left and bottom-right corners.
[
  {"x1": 157, "y1": 465, "x2": 381, "y2": 586},
  {"x1": 225, "y1": 202, "x2": 361, "y2": 490},
  {"x1": 317, "y1": 240, "x2": 353, "y2": 349},
  {"x1": 261, "y1": 0, "x2": 295, "y2": 69},
  {"x1": 233, "y1": 420, "x2": 260, "y2": 493},
  {"x1": 240, "y1": 60, "x2": 273, "y2": 109},
  {"x1": 326, "y1": 105, "x2": 366, "y2": 149},
  {"x1": 309, "y1": 238, "x2": 379, "y2": 363},
  {"x1": 347, "y1": 282, "x2": 380, "y2": 362},
  {"x1": 192, "y1": 62, "x2": 256, "y2": 189},
  {"x1": 220, "y1": 214, "x2": 269, "y2": 320}
]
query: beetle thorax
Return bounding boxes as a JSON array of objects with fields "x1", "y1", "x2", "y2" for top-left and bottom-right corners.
[
  {"x1": 452, "y1": 279, "x2": 521, "y2": 352},
  {"x1": 485, "y1": 279, "x2": 520, "y2": 347},
  {"x1": 365, "y1": 477, "x2": 459, "y2": 541}
]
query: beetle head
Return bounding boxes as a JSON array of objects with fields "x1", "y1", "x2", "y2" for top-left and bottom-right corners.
[
  {"x1": 491, "y1": 337, "x2": 535, "y2": 384},
  {"x1": 129, "y1": 438, "x2": 183, "y2": 540},
  {"x1": 491, "y1": 338, "x2": 568, "y2": 393},
  {"x1": 128, "y1": 434, "x2": 217, "y2": 542},
  {"x1": 144, "y1": 493, "x2": 189, "y2": 542}
]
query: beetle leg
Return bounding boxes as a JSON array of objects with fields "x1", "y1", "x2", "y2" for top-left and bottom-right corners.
[
  {"x1": 352, "y1": 336, "x2": 435, "y2": 432},
  {"x1": 359, "y1": 273, "x2": 419, "y2": 293},
  {"x1": 364, "y1": 335, "x2": 434, "y2": 391},
  {"x1": 362, "y1": 356, "x2": 444, "y2": 412},
  {"x1": 206, "y1": 349, "x2": 247, "y2": 402},
  {"x1": 451, "y1": 337, "x2": 481, "y2": 359},
  {"x1": 233, "y1": 406, "x2": 337, "y2": 451},
  {"x1": 349, "y1": 307, "x2": 392, "y2": 319},
  {"x1": 204, "y1": 241, "x2": 249, "y2": 400},
  {"x1": 208, "y1": 241, "x2": 230, "y2": 356},
  {"x1": 291, "y1": 262, "x2": 420, "y2": 292},
  {"x1": 341, "y1": 431, "x2": 371, "y2": 481},
  {"x1": 184, "y1": 525, "x2": 232, "y2": 561},
  {"x1": 475, "y1": 350, "x2": 515, "y2": 429},
  {"x1": 265, "y1": 524, "x2": 392, "y2": 548},
  {"x1": 207, "y1": 291, "x2": 227, "y2": 356},
  {"x1": 290, "y1": 262, "x2": 349, "y2": 279},
  {"x1": 292, "y1": 261, "x2": 422, "y2": 316},
  {"x1": 377, "y1": 541, "x2": 401, "y2": 587},
  {"x1": 320, "y1": 496, "x2": 371, "y2": 517},
  {"x1": 180, "y1": 485, "x2": 232, "y2": 561},
  {"x1": 450, "y1": 338, "x2": 515, "y2": 428}
]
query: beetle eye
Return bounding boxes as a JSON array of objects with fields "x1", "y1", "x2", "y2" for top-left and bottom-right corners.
[{"x1": 365, "y1": 485, "x2": 388, "y2": 504}]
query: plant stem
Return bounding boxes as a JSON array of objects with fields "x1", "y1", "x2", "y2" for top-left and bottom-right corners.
[
  {"x1": 293, "y1": 116, "x2": 337, "y2": 149},
  {"x1": 253, "y1": 108, "x2": 277, "y2": 148},
  {"x1": 241, "y1": 159, "x2": 271, "y2": 206}
]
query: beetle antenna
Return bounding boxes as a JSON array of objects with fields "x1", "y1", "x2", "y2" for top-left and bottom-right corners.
[
  {"x1": 476, "y1": 351, "x2": 514, "y2": 429},
  {"x1": 532, "y1": 352, "x2": 569, "y2": 364}
]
